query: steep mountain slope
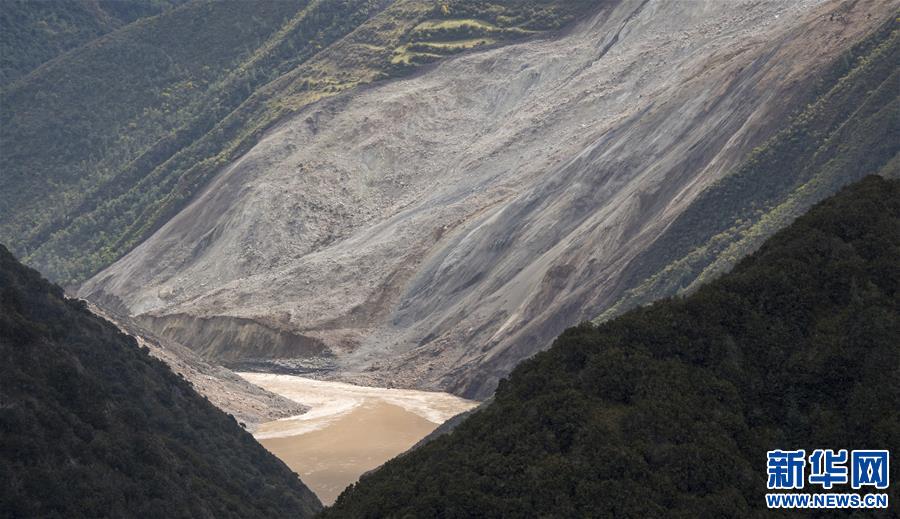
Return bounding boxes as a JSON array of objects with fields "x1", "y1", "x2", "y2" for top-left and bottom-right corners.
[
  {"x1": 1, "y1": 0, "x2": 391, "y2": 284},
  {"x1": 0, "y1": 0, "x2": 187, "y2": 87},
  {"x1": 596, "y1": 14, "x2": 900, "y2": 324},
  {"x1": 0, "y1": 0, "x2": 599, "y2": 286},
  {"x1": 0, "y1": 246, "x2": 321, "y2": 517},
  {"x1": 89, "y1": 305, "x2": 308, "y2": 430},
  {"x1": 81, "y1": 0, "x2": 898, "y2": 399},
  {"x1": 322, "y1": 175, "x2": 900, "y2": 517}
]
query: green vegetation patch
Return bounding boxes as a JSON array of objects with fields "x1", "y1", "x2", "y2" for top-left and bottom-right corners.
[
  {"x1": 0, "y1": 0, "x2": 188, "y2": 88},
  {"x1": 414, "y1": 18, "x2": 500, "y2": 32}
]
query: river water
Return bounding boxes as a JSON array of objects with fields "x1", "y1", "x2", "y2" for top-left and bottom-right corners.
[{"x1": 238, "y1": 373, "x2": 478, "y2": 505}]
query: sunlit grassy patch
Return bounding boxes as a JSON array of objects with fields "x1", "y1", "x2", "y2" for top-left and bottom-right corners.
[{"x1": 413, "y1": 18, "x2": 500, "y2": 33}]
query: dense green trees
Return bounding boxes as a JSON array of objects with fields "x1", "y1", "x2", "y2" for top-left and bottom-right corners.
[
  {"x1": 0, "y1": 245, "x2": 322, "y2": 517},
  {"x1": 0, "y1": 0, "x2": 188, "y2": 87},
  {"x1": 323, "y1": 176, "x2": 899, "y2": 517}
]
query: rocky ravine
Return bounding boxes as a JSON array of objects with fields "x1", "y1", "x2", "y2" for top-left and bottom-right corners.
[
  {"x1": 88, "y1": 304, "x2": 307, "y2": 430},
  {"x1": 80, "y1": 0, "x2": 897, "y2": 399}
]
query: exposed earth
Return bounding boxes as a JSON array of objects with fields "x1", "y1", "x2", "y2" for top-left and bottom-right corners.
[{"x1": 80, "y1": 0, "x2": 898, "y2": 399}]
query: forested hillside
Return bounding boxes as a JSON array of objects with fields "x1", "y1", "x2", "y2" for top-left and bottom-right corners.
[
  {"x1": 0, "y1": 246, "x2": 322, "y2": 517},
  {"x1": 0, "y1": 0, "x2": 599, "y2": 285},
  {"x1": 323, "y1": 176, "x2": 900, "y2": 517},
  {"x1": 0, "y1": 0, "x2": 187, "y2": 87}
]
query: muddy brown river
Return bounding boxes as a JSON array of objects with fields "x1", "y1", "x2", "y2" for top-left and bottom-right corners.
[{"x1": 238, "y1": 373, "x2": 478, "y2": 505}]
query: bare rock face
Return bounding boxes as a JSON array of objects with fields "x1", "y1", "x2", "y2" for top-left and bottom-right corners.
[{"x1": 80, "y1": 0, "x2": 897, "y2": 399}]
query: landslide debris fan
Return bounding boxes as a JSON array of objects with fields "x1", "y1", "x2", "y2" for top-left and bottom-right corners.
[
  {"x1": 74, "y1": 0, "x2": 898, "y2": 404},
  {"x1": 0, "y1": 247, "x2": 322, "y2": 517},
  {"x1": 323, "y1": 176, "x2": 900, "y2": 518}
]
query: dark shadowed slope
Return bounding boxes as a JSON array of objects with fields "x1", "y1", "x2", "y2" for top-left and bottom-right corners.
[
  {"x1": 0, "y1": 0, "x2": 187, "y2": 88},
  {"x1": 0, "y1": 246, "x2": 321, "y2": 518},
  {"x1": 322, "y1": 176, "x2": 899, "y2": 518}
]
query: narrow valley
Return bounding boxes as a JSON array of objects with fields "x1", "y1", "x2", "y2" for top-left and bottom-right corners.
[
  {"x1": 2, "y1": 0, "x2": 897, "y2": 516},
  {"x1": 238, "y1": 374, "x2": 478, "y2": 504}
]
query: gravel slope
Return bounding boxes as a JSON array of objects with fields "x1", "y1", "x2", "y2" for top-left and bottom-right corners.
[{"x1": 81, "y1": 0, "x2": 898, "y2": 399}]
